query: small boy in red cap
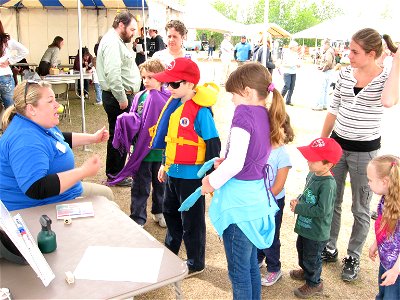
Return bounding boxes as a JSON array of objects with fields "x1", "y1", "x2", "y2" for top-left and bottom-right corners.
[
  {"x1": 289, "y1": 137, "x2": 342, "y2": 298},
  {"x1": 150, "y1": 57, "x2": 221, "y2": 277}
]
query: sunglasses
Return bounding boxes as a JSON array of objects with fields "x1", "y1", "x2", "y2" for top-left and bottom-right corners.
[
  {"x1": 24, "y1": 80, "x2": 40, "y2": 105},
  {"x1": 167, "y1": 80, "x2": 185, "y2": 89}
]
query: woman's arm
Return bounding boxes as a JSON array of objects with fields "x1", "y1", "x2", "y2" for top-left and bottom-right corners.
[
  {"x1": 381, "y1": 48, "x2": 399, "y2": 107},
  {"x1": 321, "y1": 112, "x2": 337, "y2": 137},
  {"x1": 70, "y1": 126, "x2": 109, "y2": 148}
]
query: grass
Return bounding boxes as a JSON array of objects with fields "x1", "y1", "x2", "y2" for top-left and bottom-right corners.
[{"x1": 58, "y1": 86, "x2": 379, "y2": 300}]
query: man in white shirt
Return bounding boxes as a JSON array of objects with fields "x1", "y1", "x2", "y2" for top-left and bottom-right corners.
[{"x1": 220, "y1": 33, "x2": 234, "y2": 86}]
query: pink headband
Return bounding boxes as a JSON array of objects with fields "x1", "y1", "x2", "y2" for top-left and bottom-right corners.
[{"x1": 268, "y1": 83, "x2": 275, "y2": 92}]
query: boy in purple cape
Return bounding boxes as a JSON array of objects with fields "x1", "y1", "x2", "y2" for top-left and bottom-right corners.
[{"x1": 109, "y1": 59, "x2": 170, "y2": 227}]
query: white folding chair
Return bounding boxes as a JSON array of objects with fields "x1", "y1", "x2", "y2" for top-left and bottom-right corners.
[{"x1": 51, "y1": 82, "x2": 71, "y2": 123}]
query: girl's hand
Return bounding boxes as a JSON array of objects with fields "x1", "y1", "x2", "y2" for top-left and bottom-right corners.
[
  {"x1": 380, "y1": 267, "x2": 399, "y2": 286},
  {"x1": 93, "y1": 126, "x2": 109, "y2": 143},
  {"x1": 158, "y1": 165, "x2": 166, "y2": 183},
  {"x1": 290, "y1": 199, "x2": 298, "y2": 212},
  {"x1": 369, "y1": 241, "x2": 378, "y2": 261},
  {"x1": 201, "y1": 175, "x2": 214, "y2": 195},
  {"x1": 214, "y1": 157, "x2": 225, "y2": 169}
]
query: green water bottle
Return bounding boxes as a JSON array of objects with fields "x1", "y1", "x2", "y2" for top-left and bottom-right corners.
[{"x1": 37, "y1": 215, "x2": 57, "y2": 253}]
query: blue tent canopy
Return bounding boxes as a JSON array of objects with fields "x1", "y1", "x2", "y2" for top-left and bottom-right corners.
[{"x1": 0, "y1": 0, "x2": 147, "y2": 9}]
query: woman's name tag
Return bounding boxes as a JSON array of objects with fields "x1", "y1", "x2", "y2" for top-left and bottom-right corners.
[{"x1": 56, "y1": 141, "x2": 66, "y2": 153}]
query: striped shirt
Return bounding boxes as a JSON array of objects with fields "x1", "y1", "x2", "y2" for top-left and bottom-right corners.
[{"x1": 329, "y1": 66, "x2": 388, "y2": 141}]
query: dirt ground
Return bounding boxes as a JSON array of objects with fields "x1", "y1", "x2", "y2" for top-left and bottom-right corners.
[{"x1": 58, "y1": 63, "x2": 385, "y2": 299}]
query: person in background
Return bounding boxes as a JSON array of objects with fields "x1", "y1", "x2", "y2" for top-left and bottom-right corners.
[
  {"x1": 0, "y1": 20, "x2": 28, "y2": 109},
  {"x1": 290, "y1": 138, "x2": 342, "y2": 298},
  {"x1": 367, "y1": 155, "x2": 400, "y2": 300},
  {"x1": 259, "y1": 113, "x2": 294, "y2": 287},
  {"x1": 219, "y1": 33, "x2": 234, "y2": 86},
  {"x1": 152, "y1": 20, "x2": 196, "y2": 66},
  {"x1": 147, "y1": 25, "x2": 165, "y2": 58},
  {"x1": 108, "y1": 59, "x2": 170, "y2": 227},
  {"x1": 208, "y1": 35, "x2": 216, "y2": 60},
  {"x1": 97, "y1": 12, "x2": 141, "y2": 187},
  {"x1": 0, "y1": 81, "x2": 114, "y2": 211},
  {"x1": 93, "y1": 36, "x2": 103, "y2": 106},
  {"x1": 133, "y1": 27, "x2": 146, "y2": 66},
  {"x1": 253, "y1": 33, "x2": 275, "y2": 75},
  {"x1": 320, "y1": 29, "x2": 399, "y2": 282},
  {"x1": 313, "y1": 39, "x2": 335, "y2": 111},
  {"x1": 234, "y1": 35, "x2": 251, "y2": 66},
  {"x1": 38, "y1": 36, "x2": 64, "y2": 76},
  {"x1": 281, "y1": 40, "x2": 300, "y2": 106},
  {"x1": 73, "y1": 47, "x2": 93, "y2": 99}
]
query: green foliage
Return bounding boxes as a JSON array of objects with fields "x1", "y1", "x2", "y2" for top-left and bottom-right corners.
[
  {"x1": 196, "y1": 30, "x2": 224, "y2": 50},
  {"x1": 211, "y1": 0, "x2": 344, "y2": 46}
]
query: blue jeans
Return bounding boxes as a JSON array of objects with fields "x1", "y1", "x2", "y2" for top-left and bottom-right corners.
[
  {"x1": 376, "y1": 263, "x2": 400, "y2": 300},
  {"x1": 0, "y1": 75, "x2": 15, "y2": 108},
  {"x1": 296, "y1": 235, "x2": 327, "y2": 287},
  {"x1": 223, "y1": 224, "x2": 261, "y2": 300},
  {"x1": 208, "y1": 46, "x2": 215, "y2": 57},
  {"x1": 281, "y1": 73, "x2": 296, "y2": 104},
  {"x1": 258, "y1": 197, "x2": 285, "y2": 272},
  {"x1": 316, "y1": 69, "x2": 333, "y2": 109},
  {"x1": 94, "y1": 83, "x2": 102, "y2": 103}
]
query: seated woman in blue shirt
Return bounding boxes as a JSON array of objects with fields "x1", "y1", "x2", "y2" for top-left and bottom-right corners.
[{"x1": 0, "y1": 80, "x2": 114, "y2": 211}]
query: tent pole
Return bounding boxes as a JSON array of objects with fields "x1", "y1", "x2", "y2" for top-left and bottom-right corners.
[
  {"x1": 261, "y1": 0, "x2": 269, "y2": 67},
  {"x1": 142, "y1": 0, "x2": 147, "y2": 60},
  {"x1": 77, "y1": 0, "x2": 88, "y2": 150}
]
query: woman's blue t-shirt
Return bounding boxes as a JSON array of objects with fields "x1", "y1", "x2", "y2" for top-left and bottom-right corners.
[{"x1": 0, "y1": 114, "x2": 82, "y2": 211}]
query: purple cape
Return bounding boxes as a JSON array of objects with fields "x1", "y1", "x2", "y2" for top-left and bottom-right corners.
[{"x1": 108, "y1": 87, "x2": 170, "y2": 185}]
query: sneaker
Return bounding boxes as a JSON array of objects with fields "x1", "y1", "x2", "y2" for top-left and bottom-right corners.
[
  {"x1": 185, "y1": 268, "x2": 204, "y2": 278},
  {"x1": 93, "y1": 101, "x2": 103, "y2": 106},
  {"x1": 261, "y1": 270, "x2": 282, "y2": 286},
  {"x1": 84, "y1": 94, "x2": 89, "y2": 99},
  {"x1": 290, "y1": 269, "x2": 305, "y2": 281},
  {"x1": 312, "y1": 107, "x2": 323, "y2": 111},
  {"x1": 294, "y1": 282, "x2": 323, "y2": 299},
  {"x1": 152, "y1": 213, "x2": 167, "y2": 228},
  {"x1": 114, "y1": 177, "x2": 132, "y2": 187},
  {"x1": 258, "y1": 261, "x2": 265, "y2": 269},
  {"x1": 370, "y1": 211, "x2": 378, "y2": 220},
  {"x1": 321, "y1": 247, "x2": 338, "y2": 262},
  {"x1": 341, "y1": 256, "x2": 360, "y2": 282}
]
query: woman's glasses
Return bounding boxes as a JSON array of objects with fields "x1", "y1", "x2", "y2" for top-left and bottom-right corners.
[
  {"x1": 24, "y1": 80, "x2": 39, "y2": 104},
  {"x1": 167, "y1": 80, "x2": 185, "y2": 89}
]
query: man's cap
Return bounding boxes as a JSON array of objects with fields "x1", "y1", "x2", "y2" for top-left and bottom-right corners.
[
  {"x1": 153, "y1": 58, "x2": 200, "y2": 84},
  {"x1": 241, "y1": 35, "x2": 246, "y2": 38},
  {"x1": 297, "y1": 138, "x2": 342, "y2": 164}
]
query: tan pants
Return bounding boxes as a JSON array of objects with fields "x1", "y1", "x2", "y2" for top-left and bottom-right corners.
[{"x1": 81, "y1": 181, "x2": 115, "y2": 202}]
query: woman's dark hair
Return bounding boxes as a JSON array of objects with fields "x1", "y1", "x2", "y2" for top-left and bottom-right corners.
[
  {"x1": 48, "y1": 36, "x2": 64, "y2": 49},
  {"x1": 0, "y1": 20, "x2": 11, "y2": 57},
  {"x1": 112, "y1": 11, "x2": 135, "y2": 29},
  {"x1": 78, "y1": 47, "x2": 90, "y2": 56},
  {"x1": 165, "y1": 20, "x2": 188, "y2": 37},
  {"x1": 352, "y1": 28, "x2": 397, "y2": 58}
]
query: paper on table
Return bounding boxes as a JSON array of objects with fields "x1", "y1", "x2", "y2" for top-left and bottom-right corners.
[{"x1": 74, "y1": 246, "x2": 164, "y2": 283}]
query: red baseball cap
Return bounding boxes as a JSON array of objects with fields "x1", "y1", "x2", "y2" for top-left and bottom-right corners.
[
  {"x1": 153, "y1": 57, "x2": 200, "y2": 84},
  {"x1": 297, "y1": 138, "x2": 343, "y2": 164}
]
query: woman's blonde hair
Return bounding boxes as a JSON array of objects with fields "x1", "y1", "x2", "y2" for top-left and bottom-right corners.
[
  {"x1": 225, "y1": 62, "x2": 286, "y2": 146},
  {"x1": 369, "y1": 155, "x2": 400, "y2": 235},
  {"x1": 2, "y1": 80, "x2": 51, "y2": 131}
]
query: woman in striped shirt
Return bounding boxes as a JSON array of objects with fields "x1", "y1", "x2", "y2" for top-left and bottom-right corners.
[{"x1": 320, "y1": 28, "x2": 399, "y2": 282}]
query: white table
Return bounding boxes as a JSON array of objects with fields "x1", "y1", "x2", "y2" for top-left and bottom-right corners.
[{"x1": 0, "y1": 196, "x2": 187, "y2": 299}]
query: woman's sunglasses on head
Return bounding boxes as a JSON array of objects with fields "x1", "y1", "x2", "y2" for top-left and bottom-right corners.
[
  {"x1": 24, "y1": 80, "x2": 40, "y2": 104},
  {"x1": 167, "y1": 80, "x2": 185, "y2": 89}
]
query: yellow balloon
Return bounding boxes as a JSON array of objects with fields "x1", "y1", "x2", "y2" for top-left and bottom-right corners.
[{"x1": 57, "y1": 104, "x2": 64, "y2": 114}]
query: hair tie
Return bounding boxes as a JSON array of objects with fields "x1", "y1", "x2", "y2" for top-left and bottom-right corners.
[
  {"x1": 391, "y1": 161, "x2": 397, "y2": 166},
  {"x1": 267, "y1": 83, "x2": 275, "y2": 92}
]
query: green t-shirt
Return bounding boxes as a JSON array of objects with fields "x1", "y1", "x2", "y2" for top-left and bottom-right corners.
[
  {"x1": 294, "y1": 172, "x2": 337, "y2": 241},
  {"x1": 136, "y1": 92, "x2": 163, "y2": 162}
]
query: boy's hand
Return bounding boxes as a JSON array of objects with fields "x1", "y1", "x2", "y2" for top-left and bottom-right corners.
[
  {"x1": 290, "y1": 199, "x2": 298, "y2": 212},
  {"x1": 380, "y1": 267, "x2": 399, "y2": 286},
  {"x1": 201, "y1": 175, "x2": 214, "y2": 195},
  {"x1": 158, "y1": 165, "x2": 166, "y2": 183},
  {"x1": 369, "y1": 241, "x2": 378, "y2": 261}
]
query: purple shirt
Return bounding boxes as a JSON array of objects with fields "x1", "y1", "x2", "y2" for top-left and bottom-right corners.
[
  {"x1": 375, "y1": 196, "x2": 400, "y2": 270},
  {"x1": 227, "y1": 105, "x2": 271, "y2": 180}
]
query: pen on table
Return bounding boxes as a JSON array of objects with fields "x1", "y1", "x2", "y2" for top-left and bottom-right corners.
[{"x1": 16, "y1": 219, "x2": 33, "y2": 249}]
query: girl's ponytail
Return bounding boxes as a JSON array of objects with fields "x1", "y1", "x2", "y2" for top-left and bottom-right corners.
[{"x1": 268, "y1": 88, "x2": 286, "y2": 146}]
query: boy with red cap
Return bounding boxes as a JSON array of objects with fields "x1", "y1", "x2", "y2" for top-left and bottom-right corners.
[
  {"x1": 150, "y1": 57, "x2": 221, "y2": 276},
  {"x1": 289, "y1": 137, "x2": 342, "y2": 298}
]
